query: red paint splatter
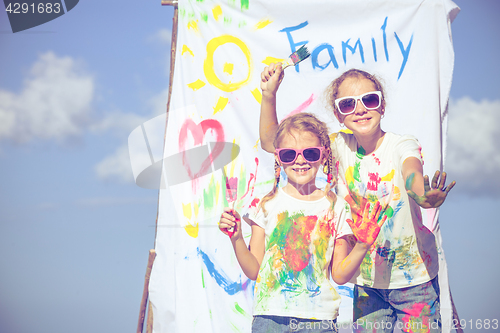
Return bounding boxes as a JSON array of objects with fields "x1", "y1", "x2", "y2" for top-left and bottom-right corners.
[
  {"x1": 178, "y1": 118, "x2": 225, "y2": 188},
  {"x1": 240, "y1": 158, "x2": 259, "y2": 201},
  {"x1": 367, "y1": 172, "x2": 381, "y2": 191},
  {"x1": 401, "y1": 302, "x2": 431, "y2": 333},
  {"x1": 372, "y1": 154, "x2": 381, "y2": 165},
  {"x1": 283, "y1": 94, "x2": 316, "y2": 119},
  {"x1": 249, "y1": 198, "x2": 260, "y2": 208},
  {"x1": 284, "y1": 215, "x2": 317, "y2": 272}
]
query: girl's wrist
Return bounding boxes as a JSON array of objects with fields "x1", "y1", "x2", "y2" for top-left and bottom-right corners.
[
  {"x1": 262, "y1": 91, "x2": 277, "y2": 100},
  {"x1": 355, "y1": 241, "x2": 372, "y2": 251}
]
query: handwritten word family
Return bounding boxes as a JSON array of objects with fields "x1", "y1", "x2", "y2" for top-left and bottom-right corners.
[{"x1": 280, "y1": 17, "x2": 413, "y2": 79}]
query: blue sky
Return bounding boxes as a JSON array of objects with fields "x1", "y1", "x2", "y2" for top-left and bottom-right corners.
[{"x1": 0, "y1": 1, "x2": 499, "y2": 332}]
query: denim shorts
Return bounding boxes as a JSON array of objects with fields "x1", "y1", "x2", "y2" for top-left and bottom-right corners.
[
  {"x1": 252, "y1": 315, "x2": 338, "y2": 333},
  {"x1": 353, "y1": 276, "x2": 441, "y2": 333}
]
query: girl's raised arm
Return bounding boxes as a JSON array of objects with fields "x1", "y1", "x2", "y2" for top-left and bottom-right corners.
[
  {"x1": 259, "y1": 63, "x2": 284, "y2": 153},
  {"x1": 219, "y1": 209, "x2": 265, "y2": 280}
]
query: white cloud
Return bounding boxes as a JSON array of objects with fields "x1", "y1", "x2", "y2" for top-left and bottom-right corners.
[
  {"x1": 93, "y1": 89, "x2": 168, "y2": 184},
  {"x1": 94, "y1": 144, "x2": 134, "y2": 183},
  {"x1": 149, "y1": 28, "x2": 172, "y2": 45},
  {"x1": 0, "y1": 52, "x2": 94, "y2": 143},
  {"x1": 90, "y1": 88, "x2": 167, "y2": 135},
  {"x1": 446, "y1": 96, "x2": 500, "y2": 195}
]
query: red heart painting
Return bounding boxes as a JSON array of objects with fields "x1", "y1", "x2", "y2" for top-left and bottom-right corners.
[{"x1": 178, "y1": 118, "x2": 225, "y2": 181}]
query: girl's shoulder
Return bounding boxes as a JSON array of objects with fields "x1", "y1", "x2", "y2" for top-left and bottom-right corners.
[
  {"x1": 383, "y1": 132, "x2": 422, "y2": 152},
  {"x1": 329, "y1": 131, "x2": 356, "y2": 149}
]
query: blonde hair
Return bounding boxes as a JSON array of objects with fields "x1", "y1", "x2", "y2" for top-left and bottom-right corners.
[
  {"x1": 259, "y1": 113, "x2": 335, "y2": 215},
  {"x1": 324, "y1": 69, "x2": 386, "y2": 120}
]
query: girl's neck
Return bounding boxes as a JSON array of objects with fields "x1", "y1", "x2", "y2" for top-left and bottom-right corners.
[
  {"x1": 354, "y1": 129, "x2": 386, "y2": 155},
  {"x1": 282, "y1": 182, "x2": 323, "y2": 201}
]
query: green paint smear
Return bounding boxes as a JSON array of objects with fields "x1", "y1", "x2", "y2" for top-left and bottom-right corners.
[
  {"x1": 353, "y1": 161, "x2": 361, "y2": 182},
  {"x1": 240, "y1": 0, "x2": 249, "y2": 10},
  {"x1": 356, "y1": 146, "x2": 366, "y2": 159},
  {"x1": 405, "y1": 172, "x2": 415, "y2": 191},
  {"x1": 360, "y1": 252, "x2": 373, "y2": 281},
  {"x1": 179, "y1": 9, "x2": 196, "y2": 20},
  {"x1": 203, "y1": 175, "x2": 218, "y2": 212},
  {"x1": 238, "y1": 167, "x2": 246, "y2": 199},
  {"x1": 200, "y1": 12, "x2": 208, "y2": 22},
  {"x1": 234, "y1": 302, "x2": 250, "y2": 318},
  {"x1": 201, "y1": 268, "x2": 205, "y2": 288},
  {"x1": 267, "y1": 211, "x2": 296, "y2": 250},
  {"x1": 384, "y1": 206, "x2": 394, "y2": 218}
]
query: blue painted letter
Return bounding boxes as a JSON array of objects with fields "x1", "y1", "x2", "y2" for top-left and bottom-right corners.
[
  {"x1": 342, "y1": 38, "x2": 365, "y2": 64},
  {"x1": 311, "y1": 43, "x2": 339, "y2": 70},
  {"x1": 394, "y1": 32, "x2": 413, "y2": 80}
]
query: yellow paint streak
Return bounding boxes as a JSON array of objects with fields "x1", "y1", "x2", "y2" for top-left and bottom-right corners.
[
  {"x1": 216, "y1": 180, "x2": 220, "y2": 205},
  {"x1": 183, "y1": 202, "x2": 199, "y2": 238},
  {"x1": 185, "y1": 223, "x2": 199, "y2": 238},
  {"x1": 393, "y1": 186, "x2": 401, "y2": 201},
  {"x1": 223, "y1": 62, "x2": 234, "y2": 75},
  {"x1": 213, "y1": 96, "x2": 229, "y2": 115},
  {"x1": 182, "y1": 202, "x2": 192, "y2": 220},
  {"x1": 254, "y1": 18, "x2": 273, "y2": 30},
  {"x1": 345, "y1": 166, "x2": 355, "y2": 186},
  {"x1": 187, "y1": 20, "x2": 199, "y2": 33},
  {"x1": 381, "y1": 169, "x2": 395, "y2": 181},
  {"x1": 340, "y1": 128, "x2": 353, "y2": 134},
  {"x1": 212, "y1": 5, "x2": 222, "y2": 21},
  {"x1": 181, "y1": 45, "x2": 194, "y2": 57},
  {"x1": 251, "y1": 87, "x2": 262, "y2": 104},
  {"x1": 231, "y1": 138, "x2": 239, "y2": 161},
  {"x1": 262, "y1": 56, "x2": 284, "y2": 65},
  {"x1": 188, "y1": 79, "x2": 206, "y2": 91}
]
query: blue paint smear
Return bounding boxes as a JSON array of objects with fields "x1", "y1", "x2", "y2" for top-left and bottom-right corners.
[
  {"x1": 403, "y1": 271, "x2": 413, "y2": 283},
  {"x1": 336, "y1": 285, "x2": 354, "y2": 298},
  {"x1": 197, "y1": 248, "x2": 252, "y2": 295}
]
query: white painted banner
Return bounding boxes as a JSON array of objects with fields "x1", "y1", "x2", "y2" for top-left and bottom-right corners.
[{"x1": 147, "y1": 0, "x2": 460, "y2": 332}]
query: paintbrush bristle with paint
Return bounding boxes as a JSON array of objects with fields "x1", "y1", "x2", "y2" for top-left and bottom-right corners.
[
  {"x1": 281, "y1": 44, "x2": 311, "y2": 69},
  {"x1": 222, "y1": 167, "x2": 238, "y2": 238}
]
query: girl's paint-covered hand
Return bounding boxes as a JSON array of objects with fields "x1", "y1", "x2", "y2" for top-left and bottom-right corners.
[
  {"x1": 407, "y1": 170, "x2": 456, "y2": 209},
  {"x1": 219, "y1": 207, "x2": 242, "y2": 240},
  {"x1": 346, "y1": 201, "x2": 387, "y2": 246},
  {"x1": 260, "y1": 62, "x2": 284, "y2": 96}
]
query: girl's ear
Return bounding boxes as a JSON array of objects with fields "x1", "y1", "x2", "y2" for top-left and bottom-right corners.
[{"x1": 333, "y1": 110, "x2": 344, "y2": 124}]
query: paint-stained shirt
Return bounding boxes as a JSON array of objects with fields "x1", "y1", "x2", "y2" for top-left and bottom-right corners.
[
  {"x1": 249, "y1": 188, "x2": 353, "y2": 320},
  {"x1": 331, "y1": 132, "x2": 439, "y2": 289}
]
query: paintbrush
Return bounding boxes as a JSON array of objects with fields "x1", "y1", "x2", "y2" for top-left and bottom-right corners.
[
  {"x1": 222, "y1": 167, "x2": 238, "y2": 238},
  {"x1": 281, "y1": 44, "x2": 311, "y2": 69}
]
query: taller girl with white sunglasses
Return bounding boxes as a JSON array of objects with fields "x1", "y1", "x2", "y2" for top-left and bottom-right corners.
[
  {"x1": 219, "y1": 113, "x2": 386, "y2": 332},
  {"x1": 259, "y1": 66, "x2": 456, "y2": 333}
]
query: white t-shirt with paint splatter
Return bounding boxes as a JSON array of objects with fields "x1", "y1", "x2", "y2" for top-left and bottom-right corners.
[
  {"x1": 249, "y1": 188, "x2": 353, "y2": 320},
  {"x1": 331, "y1": 131, "x2": 439, "y2": 289}
]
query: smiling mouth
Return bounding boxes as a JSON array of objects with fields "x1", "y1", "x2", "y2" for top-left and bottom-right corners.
[
  {"x1": 293, "y1": 167, "x2": 311, "y2": 173},
  {"x1": 354, "y1": 117, "x2": 371, "y2": 123}
]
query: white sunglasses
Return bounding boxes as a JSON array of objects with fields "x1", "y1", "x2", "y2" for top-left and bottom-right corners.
[{"x1": 335, "y1": 91, "x2": 382, "y2": 115}]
